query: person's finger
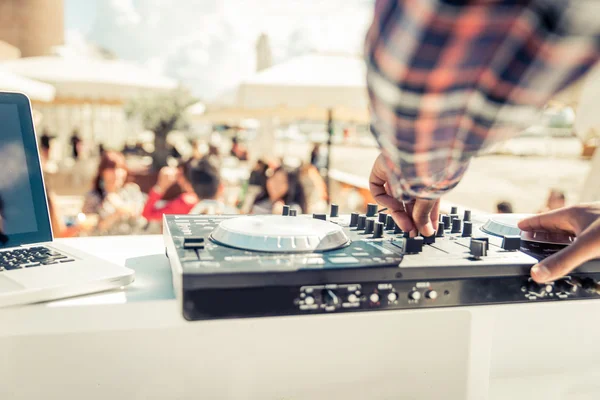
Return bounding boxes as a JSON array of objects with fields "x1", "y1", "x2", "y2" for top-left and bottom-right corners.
[
  {"x1": 430, "y1": 199, "x2": 440, "y2": 232},
  {"x1": 530, "y1": 224, "x2": 600, "y2": 283},
  {"x1": 518, "y1": 207, "x2": 576, "y2": 234},
  {"x1": 412, "y1": 198, "x2": 438, "y2": 237},
  {"x1": 390, "y1": 207, "x2": 415, "y2": 233},
  {"x1": 403, "y1": 200, "x2": 417, "y2": 235}
]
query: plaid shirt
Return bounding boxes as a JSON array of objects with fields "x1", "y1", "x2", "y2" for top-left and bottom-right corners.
[{"x1": 366, "y1": 0, "x2": 600, "y2": 200}]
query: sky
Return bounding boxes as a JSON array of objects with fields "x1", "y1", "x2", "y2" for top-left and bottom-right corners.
[{"x1": 65, "y1": 0, "x2": 374, "y2": 99}]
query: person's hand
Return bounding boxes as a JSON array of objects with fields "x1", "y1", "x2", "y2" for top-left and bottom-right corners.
[
  {"x1": 156, "y1": 166, "x2": 178, "y2": 193},
  {"x1": 369, "y1": 153, "x2": 439, "y2": 236},
  {"x1": 518, "y1": 203, "x2": 600, "y2": 283}
]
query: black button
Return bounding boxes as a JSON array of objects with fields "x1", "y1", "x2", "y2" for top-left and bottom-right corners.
[
  {"x1": 502, "y1": 235, "x2": 521, "y2": 251},
  {"x1": 404, "y1": 237, "x2": 424, "y2": 254}
]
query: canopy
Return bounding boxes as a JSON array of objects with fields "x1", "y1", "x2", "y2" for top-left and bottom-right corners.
[
  {"x1": 0, "y1": 67, "x2": 55, "y2": 102},
  {"x1": 0, "y1": 56, "x2": 177, "y2": 102},
  {"x1": 200, "y1": 53, "x2": 369, "y2": 123}
]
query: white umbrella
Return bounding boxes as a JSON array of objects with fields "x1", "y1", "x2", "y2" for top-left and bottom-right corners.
[
  {"x1": 0, "y1": 67, "x2": 55, "y2": 102},
  {"x1": 202, "y1": 53, "x2": 369, "y2": 123},
  {"x1": 0, "y1": 56, "x2": 177, "y2": 101}
]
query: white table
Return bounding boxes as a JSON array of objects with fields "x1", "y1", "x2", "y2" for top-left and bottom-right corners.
[{"x1": 2, "y1": 236, "x2": 600, "y2": 400}]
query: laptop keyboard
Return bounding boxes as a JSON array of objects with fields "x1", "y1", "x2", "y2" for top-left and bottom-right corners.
[{"x1": 0, "y1": 246, "x2": 75, "y2": 271}]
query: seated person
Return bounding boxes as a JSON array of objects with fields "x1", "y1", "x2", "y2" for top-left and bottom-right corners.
[
  {"x1": 82, "y1": 151, "x2": 145, "y2": 235},
  {"x1": 142, "y1": 158, "x2": 235, "y2": 220},
  {"x1": 496, "y1": 201, "x2": 514, "y2": 214},
  {"x1": 539, "y1": 189, "x2": 566, "y2": 213},
  {"x1": 251, "y1": 166, "x2": 307, "y2": 215}
]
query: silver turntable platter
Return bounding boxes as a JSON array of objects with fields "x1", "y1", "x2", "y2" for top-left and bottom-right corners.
[
  {"x1": 481, "y1": 213, "x2": 575, "y2": 245},
  {"x1": 480, "y1": 214, "x2": 532, "y2": 237},
  {"x1": 210, "y1": 215, "x2": 350, "y2": 253}
]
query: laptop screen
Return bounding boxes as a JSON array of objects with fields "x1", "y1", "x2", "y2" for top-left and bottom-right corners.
[{"x1": 0, "y1": 93, "x2": 52, "y2": 248}]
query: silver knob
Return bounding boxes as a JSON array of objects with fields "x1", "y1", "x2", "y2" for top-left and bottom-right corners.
[
  {"x1": 426, "y1": 290, "x2": 438, "y2": 300},
  {"x1": 348, "y1": 294, "x2": 359, "y2": 303},
  {"x1": 305, "y1": 296, "x2": 315, "y2": 305},
  {"x1": 387, "y1": 292, "x2": 398, "y2": 302},
  {"x1": 409, "y1": 291, "x2": 421, "y2": 301},
  {"x1": 369, "y1": 293, "x2": 380, "y2": 303}
]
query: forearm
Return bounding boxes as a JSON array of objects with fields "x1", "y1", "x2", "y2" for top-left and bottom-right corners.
[{"x1": 365, "y1": 0, "x2": 600, "y2": 200}]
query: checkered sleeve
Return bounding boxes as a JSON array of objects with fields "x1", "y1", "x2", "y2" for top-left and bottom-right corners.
[{"x1": 365, "y1": 0, "x2": 600, "y2": 201}]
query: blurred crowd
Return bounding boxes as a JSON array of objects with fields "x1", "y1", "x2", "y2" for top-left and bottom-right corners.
[
  {"x1": 40, "y1": 129, "x2": 570, "y2": 238},
  {"x1": 42, "y1": 133, "x2": 329, "y2": 237}
]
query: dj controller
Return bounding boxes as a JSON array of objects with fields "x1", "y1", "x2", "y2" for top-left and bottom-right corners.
[{"x1": 163, "y1": 205, "x2": 600, "y2": 321}]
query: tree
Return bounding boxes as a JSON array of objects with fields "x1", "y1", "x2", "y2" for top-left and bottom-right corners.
[{"x1": 126, "y1": 88, "x2": 196, "y2": 170}]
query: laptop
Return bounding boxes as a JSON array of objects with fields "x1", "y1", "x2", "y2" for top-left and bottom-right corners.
[{"x1": 0, "y1": 92, "x2": 134, "y2": 307}]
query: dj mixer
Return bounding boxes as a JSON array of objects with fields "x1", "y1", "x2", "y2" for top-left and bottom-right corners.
[{"x1": 164, "y1": 205, "x2": 600, "y2": 321}]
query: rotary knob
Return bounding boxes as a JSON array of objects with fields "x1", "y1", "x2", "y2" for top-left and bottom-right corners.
[
  {"x1": 365, "y1": 218, "x2": 375, "y2": 234},
  {"x1": 378, "y1": 212, "x2": 388, "y2": 224},
  {"x1": 386, "y1": 215, "x2": 395, "y2": 231},
  {"x1": 450, "y1": 206, "x2": 458, "y2": 215},
  {"x1": 349, "y1": 212, "x2": 359, "y2": 227},
  {"x1": 330, "y1": 204, "x2": 339, "y2": 218},
  {"x1": 367, "y1": 203, "x2": 378, "y2": 217},
  {"x1": 451, "y1": 218, "x2": 462, "y2": 234},
  {"x1": 462, "y1": 221, "x2": 473, "y2": 237},
  {"x1": 463, "y1": 210, "x2": 472, "y2": 222},
  {"x1": 289, "y1": 209, "x2": 297, "y2": 217},
  {"x1": 282, "y1": 205, "x2": 290, "y2": 216},
  {"x1": 409, "y1": 291, "x2": 421, "y2": 301},
  {"x1": 426, "y1": 290, "x2": 438, "y2": 300},
  {"x1": 357, "y1": 215, "x2": 367, "y2": 230},
  {"x1": 373, "y1": 222, "x2": 384, "y2": 238},
  {"x1": 441, "y1": 215, "x2": 451, "y2": 230},
  {"x1": 387, "y1": 292, "x2": 398, "y2": 302},
  {"x1": 369, "y1": 293, "x2": 380, "y2": 303},
  {"x1": 347, "y1": 294, "x2": 359, "y2": 303},
  {"x1": 436, "y1": 223, "x2": 445, "y2": 237}
]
